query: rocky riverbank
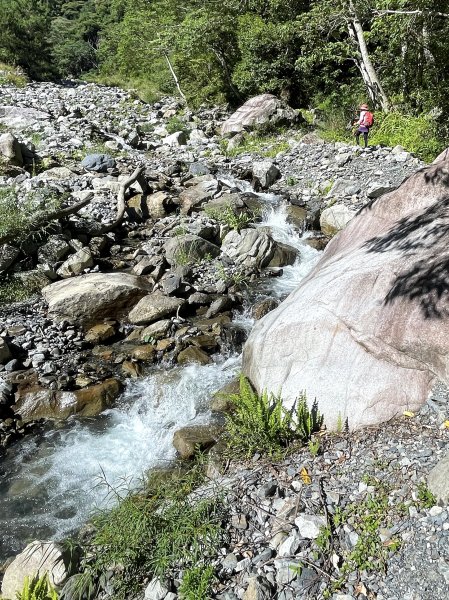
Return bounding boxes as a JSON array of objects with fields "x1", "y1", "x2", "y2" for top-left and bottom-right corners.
[{"x1": 1, "y1": 81, "x2": 446, "y2": 600}]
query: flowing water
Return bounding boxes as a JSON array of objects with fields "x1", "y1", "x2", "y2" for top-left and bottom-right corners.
[{"x1": 0, "y1": 181, "x2": 321, "y2": 561}]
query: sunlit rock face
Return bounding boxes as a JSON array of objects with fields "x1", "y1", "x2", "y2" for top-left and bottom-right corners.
[{"x1": 244, "y1": 148, "x2": 449, "y2": 430}]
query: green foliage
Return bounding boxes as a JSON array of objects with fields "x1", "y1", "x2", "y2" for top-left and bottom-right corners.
[
  {"x1": 225, "y1": 375, "x2": 323, "y2": 457},
  {"x1": 226, "y1": 133, "x2": 290, "y2": 158},
  {"x1": 85, "y1": 463, "x2": 225, "y2": 599},
  {"x1": 0, "y1": 188, "x2": 61, "y2": 244},
  {"x1": 204, "y1": 203, "x2": 252, "y2": 232},
  {"x1": 165, "y1": 116, "x2": 190, "y2": 135},
  {"x1": 370, "y1": 111, "x2": 444, "y2": 162},
  {"x1": 16, "y1": 574, "x2": 58, "y2": 600},
  {"x1": 179, "y1": 565, "x2": 215, "y2": 600},
  {"x1": 308, "y1": 438, "x2": 321, "y2": 457},
  {"x1": 0, "y1": 62, "x2": 27, "y2": 87},
  {"x1": 416, "y1": 482, "x2": 437, "y2": 509},
  {"x1": 0, "y1": 274, "x2": 43, "y2": 305}
]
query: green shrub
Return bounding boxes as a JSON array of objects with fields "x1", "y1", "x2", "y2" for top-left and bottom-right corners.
[
  {"x1": 0, "y1": 274, "x2": 44, "y2": 305},
  {"x1": 0, "y1": 62, "x2": 27, "y2": 87},
  {"x1": 16, "y1": 574, "x2": 58, "y2": 600},
  {"x1": 226, "y1": 133, "x2": 290, "y2": 158},
  {"x1": 369, "y1": 112, "x2": 444, "y2": 162},
  {"x1": 165, "y1": 116, "x2": 190, "y2": 136},
  {"x1": 0, "y1": 188, "x2": 62, "y2": 244},
  {"x1": 81, "y1": 463, "x2": 226, "y2": 599},
  {"x1": 225, "y1": 375, "x2": 323, "y2": 457},
  {"x1": 179, "y1": 565, "x2": 215, "y2": 600},
  {"x1": 204, "y1": 203, "x2": 252, "y2": 231}
]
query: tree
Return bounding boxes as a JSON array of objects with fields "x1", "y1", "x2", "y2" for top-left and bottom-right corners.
[{"x1": 0, "y1": 0, "x2": 54, "y2": 79}]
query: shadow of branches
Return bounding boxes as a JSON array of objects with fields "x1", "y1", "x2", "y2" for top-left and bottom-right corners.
[{"x1": 363, "y1": 164, "x2": 449, "y2": 319}]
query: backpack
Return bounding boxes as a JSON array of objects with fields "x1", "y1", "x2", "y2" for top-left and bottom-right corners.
[{"x1": 363, "y1": 111, "x2": 374, "y2": 127}]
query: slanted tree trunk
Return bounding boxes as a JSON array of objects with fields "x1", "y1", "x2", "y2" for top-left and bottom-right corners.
[
  {"x1": 348, "y1": 1, "x2": 390, "y2": 111},
  {"x1": 163, "y1": 51, "x2": 187, "y2": 103}
]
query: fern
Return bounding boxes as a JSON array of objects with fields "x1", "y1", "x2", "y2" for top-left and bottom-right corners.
[
  {"x1": 16, "y1": 574, "x2": 58, "y2": 600},
  {"x1": 225, "y1": 376, "x2": 323, "y2": 457}
]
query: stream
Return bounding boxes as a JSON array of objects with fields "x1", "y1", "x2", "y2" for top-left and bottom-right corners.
[{"x1": 0, "y1": 187, "x2": 321, "y2": 561}]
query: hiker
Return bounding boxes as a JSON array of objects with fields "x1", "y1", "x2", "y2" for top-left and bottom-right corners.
[{"x1": 353, "y1": 103, "x2": 374, "y2": 147}]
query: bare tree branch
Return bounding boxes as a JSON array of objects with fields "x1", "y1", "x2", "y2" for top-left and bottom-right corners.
[
  {"x1": 373, "y1": 9, "x2": 449, "y2": 18},
  {"x1": 97, "y1": 167, "x2": 145, "y2": 234}
]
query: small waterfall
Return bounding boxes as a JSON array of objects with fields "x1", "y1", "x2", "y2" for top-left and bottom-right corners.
[{"x1": 0, "y1": 175, "x2": 322, "y2": 560}]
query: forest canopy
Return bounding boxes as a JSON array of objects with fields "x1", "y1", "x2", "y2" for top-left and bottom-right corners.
[{"x1": 1, "y1": 0, "x2": 449, "y2": 127}]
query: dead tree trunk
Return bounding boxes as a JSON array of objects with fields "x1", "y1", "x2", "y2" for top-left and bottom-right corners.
[{"x1": 348, "y1": 1, "x2": 390, "y2": 111}]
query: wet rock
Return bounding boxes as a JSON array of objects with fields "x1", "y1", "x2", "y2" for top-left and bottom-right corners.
[
  {"x1": 141, "y1": 319, "x2": 171, "y2": 341},
  {"x1": 131, "y1": 344, "x2": 156, "y2": 362},
  {"x1": 210, "y1": 377, "x2": 239, "y2": 412},
  {"x1": 252, "y1": 298, "x2": 279, "y2": 320},
  {"x1": 222, "y1": 229, "x2": 275, "y2": 268},
  {"x1": 177, "y1": 346, "x2": 211, "y2": 365},
  {"x1": 84, "y1": 323, "x2": 116, "y2": 344},
  {"x1": 268, "y1": 242, "x2": 298, "y2": 268},
  {"x1": 13, "y1": 378, "x2": 122, "y2": 422},
  {"x1": 122, "y1": 360, "x2": 143, "y2": 378},
  {"x1": 172, "y1": 424, "x2": 223, "y2": 459}
]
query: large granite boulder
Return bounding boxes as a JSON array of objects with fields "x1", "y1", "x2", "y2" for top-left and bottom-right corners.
[
  {"x1": 243, "y1": 148, "x2": 449, "y2": 430},
  {"x1": 42, "y1": 273, "x2": 152, "y2": 325},
  {"x1": 221, "y1": 94, "x2": 299, "y2": 136}
]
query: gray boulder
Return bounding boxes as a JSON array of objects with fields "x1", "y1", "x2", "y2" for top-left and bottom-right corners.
[
  {"x1": 367, "y1": 181, "x2": 397, "y2": 199},
  {"x1": 320, "y1": 204, "x2": 356, "y2": 236},
  {"x1": 1, "y1": 541, "x2": 72, "y2": 599},
  {"x1": 42, "y1": 272, "x2": 152, "y2": 324},
  {"x1": 0, "y1": 132, "x2": 23, "y2": 166},
  {"x1": 128, "y1": 292, "x2": 185, "y2": 325},
  {"x1": 0, "y1": 338, "x2": 12, "y2": 365},
  {"x1": 56, "y1": 247, "x2": 94, "y2": 278},
  {"x1": 81, "y1": 153, "x2": 116, "y2": 173},
  {"x1": 38, "y1": 236, "x2": 71, "y2": 264},
  {"x1": 179, "y1": 180, "x2": 219, "y2": 214},
  {"x1": 0, "y1": 106, "x2": 50, "y2": 130},
  {"x1": 253, "y1": 160, "x2": 281, "y2": 189},
  {"x1": 164, "y1": 234, "x2": 220, "y2": 266},
  {"x1": 428, "y1": 453, "x2": 449, "y2": 504},
  {"x1": 221, "y1": 94, "x2": 299, "y2": 136},
  {"x1": 163, "y1": 131, "x2": 187, "y2": 146},
  {"x1": 222, "y1": 229, "x2": 275, "y2": 268}
]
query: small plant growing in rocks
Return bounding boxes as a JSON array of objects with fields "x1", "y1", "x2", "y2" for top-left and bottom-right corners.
[
  {"x1": 70, "y1": 462, "x2": 227, "y2": 600},
  {"x1": 16, "y1": 574, "x2": 58, "y2": 600},
  {"x1": 225, "y1": 375, "x2": 323, "y2": 457},
  {"x1": 416, "y1": 481, "x2": 437, "y2": 508},
  {"x1": 204, "y1": 203, "x2": 252, "y2": 232}
]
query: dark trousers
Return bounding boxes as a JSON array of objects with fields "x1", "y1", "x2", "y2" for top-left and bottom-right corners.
[{"x1": 356, "y1": 131, "x2": 369, "y2": 147}]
